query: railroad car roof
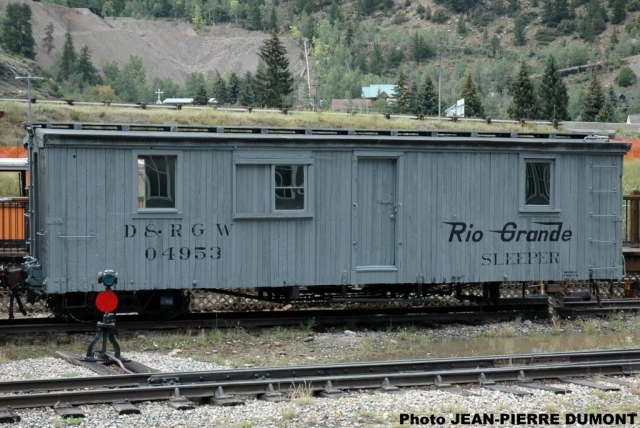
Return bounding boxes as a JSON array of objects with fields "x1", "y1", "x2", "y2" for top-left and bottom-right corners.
[{"x1": 28, "y1": 122, "x2": 631, "y2": 154}]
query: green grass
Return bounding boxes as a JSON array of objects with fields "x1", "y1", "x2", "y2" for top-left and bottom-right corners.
[
  {"x1": 0, "y1": 172, "x2": 21, "y2": 197},
  {"x1": 624, "y1": 160, "x2": 640, "y2": 194},
  {"x1": 0, "y1": 100, "x2": 555, "y2": 147}
]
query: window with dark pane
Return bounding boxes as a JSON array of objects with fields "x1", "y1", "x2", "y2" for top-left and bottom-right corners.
[
  {"x1": 138, "y1": 155, "x2": 176, "y2": 208},
  {"x1": 275, "y1": 165, "x2": 305, "y2": 210},
  {"x1": 525, "y1": 162, "x2": 551, "y2": 206}
]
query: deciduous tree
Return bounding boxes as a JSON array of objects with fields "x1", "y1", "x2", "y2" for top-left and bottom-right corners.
[{"x1": 615, "y1": 67, "x2": 636, "y2": 87}]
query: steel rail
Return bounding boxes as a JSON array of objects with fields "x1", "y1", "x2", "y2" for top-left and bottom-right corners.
[
  {"x1": 0, "y1": 359, "x2": 639, "y2": 409},
  {"x1": 1, "y1": 348, "x2": 639, "y2": 395}
]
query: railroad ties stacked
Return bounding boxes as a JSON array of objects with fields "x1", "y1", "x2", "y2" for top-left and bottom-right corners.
[{"x1": 1, "y1": 348, "x2": 640, "y2": 425}]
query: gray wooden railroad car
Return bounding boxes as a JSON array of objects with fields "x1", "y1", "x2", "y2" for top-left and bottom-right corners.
[{"x1": 23, "y1": 124, "x2": 630, "y2": 312}]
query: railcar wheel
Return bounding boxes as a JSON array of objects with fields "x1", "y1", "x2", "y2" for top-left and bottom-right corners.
[{"x1": 138, "y1": 290, "x2": 189, "y2": 321}]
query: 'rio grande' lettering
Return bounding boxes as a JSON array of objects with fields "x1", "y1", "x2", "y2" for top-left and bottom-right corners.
[{"x1": 445, "y1": 221, "x2": 572, "y2": 243}]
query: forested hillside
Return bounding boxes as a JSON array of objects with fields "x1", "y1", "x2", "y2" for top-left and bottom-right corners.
[{"x1": 1, "y1": 0, "x2": 640, "y2": 121}]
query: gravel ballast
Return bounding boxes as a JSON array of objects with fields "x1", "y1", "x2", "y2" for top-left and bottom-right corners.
[{"x1": 2, "y1": 316, "x2": 640, "y2": 427}]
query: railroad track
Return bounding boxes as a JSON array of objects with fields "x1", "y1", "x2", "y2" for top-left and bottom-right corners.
[
  {"x1": 1, "y1": 299, "x2": 640, "y2": 335},
  {"x1": 0, "y1": 348, "x2": 639, "y2": 421}
]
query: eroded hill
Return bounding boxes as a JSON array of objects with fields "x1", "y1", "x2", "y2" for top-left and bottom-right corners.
[{"x1": 0, "y1": 0, "x2": 303, "y2": 93}]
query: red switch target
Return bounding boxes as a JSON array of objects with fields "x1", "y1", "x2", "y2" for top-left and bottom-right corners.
[{"x1": 95, "y1": 290, "x2": 119, "y2": 313}]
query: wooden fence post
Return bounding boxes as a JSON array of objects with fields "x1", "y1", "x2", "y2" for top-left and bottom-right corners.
[{"x1": 631, "y1": 190, "x2": 640, "y2": 244}]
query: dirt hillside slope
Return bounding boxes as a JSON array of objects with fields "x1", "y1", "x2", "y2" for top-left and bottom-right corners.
[{"x1": 0, "y1": 0, "x2": 303, "y2": 84}]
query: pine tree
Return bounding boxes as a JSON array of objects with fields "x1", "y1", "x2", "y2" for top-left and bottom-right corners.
[
  {"x1": 538, "y1": 55, "x2": 570, "y2": 120},
  {"x1": 611, "y1": 30, "x2": 619, "y2": 45},
  {"x1": 513, "y1": 14, "x2": 527, "y2": 46},
  {"x1": 457, "y1": 17, "x2": 467, "y2": 35},
  {"x1": 611, "y1": 0, "x2": 626, "y2": 24},
  {"x1": 247, "y1": 2, "x2": 262, "y2": 30},
  {"x1": 408, "y1": 81, "x2": 420, "y2": 114},
  {"x1": 595, "y1": 98, "x2": 617, "y2": 122},
  {"x1": 507, "y1": 61, "x2": 539, "y2": 120},
  {"x1": 75, "y1": 46, "x2": 100, "y2": 86},
  {"x1": 43, "y1": 22, "x2": 54, "y2": 54},
  {"x1": 508, "y1": 0, "x2": 519, "y2": 14},
  {"x1": 192, "y1": 85, "x2": 209, "y2": 105},
  {"x1": 555, "y1": 0, "x2": 570, "y2": 23},
  {"x1": 238, "y1": 71, "x2": 256, "y2": 105},
  {"x1": 227, "y1": 71, "x2": 240, "y2": 105},
  {"x1": 2, "y1": 3, "x2": 35, "y2": 59},
  {"x1": 254, "y1": 33, "x2": 293, "y2": 108},
  {"x1": 418, "y1": 75, "x2": 438, "y2": 116},
  {"x1": 608, "y1": 85, "x2": 617, "y2": 106},
  {"x1": 392, "y1": 70, "x2": 409, "y2": 114},
  {"x1": 329, "y1": 0, "x2": 342, "y2": 23},
  {"x1": 59, "y1": 24, "x2": 77, "y2": 81},
  {"x1": 461, "y1": 73, "x2": 484, "y2": 118},
  {"x1": 581, "y1": 70, "x2": 605, "y2": 121},
  {"x1": 269, "y1": 7, "x2": 278, "y2": 32},
  {"x1": 542, "y1": 0, "x2": 555, "y2": 25},
  {"x1": 210, "y1": 71, "x2": 228, "y2": 105},
  {"x1": 578, "y1": 0, "x2": 607, "y2": 41}
]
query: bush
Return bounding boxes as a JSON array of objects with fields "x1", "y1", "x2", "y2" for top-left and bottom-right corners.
[
  {"x1": 626, "y1": 19, "x2": 640, "y2": 37},
  {"x1": 416, "y1": 4, "x2": 425, "y2": 14},
  {"x1": 616, "y1": 67, "x2": 637, "y2": 87},
  {"x1": 392, "y1": 12, "x2": 408, "y2": 24},
  {"x1": 432, "y1": 9, "x2": 449, "y2": 23},
  {"x1": 629, "y1": 0, "x2": 640, "y2": 12},
  {"x1": 473, "y1": 10, "x2": 495, "y2": 27},
  {"x1": 535, "y1": 28, "x2": 556, "y2": 44},
  {"x1": 557, "y1": 19, "x2": 577, "y2": 35}
]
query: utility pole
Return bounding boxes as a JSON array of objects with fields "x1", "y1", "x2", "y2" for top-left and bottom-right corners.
[
  {"x1": 15, "y1": 74, "x2": 43, "y2": 124},
  {"x1": 437, "y1": 44, "x2": 445, "y2": 120}
]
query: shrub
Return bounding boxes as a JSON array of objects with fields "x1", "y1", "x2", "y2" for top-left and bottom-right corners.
[
  {"x1": 557, "y1": 19, "x2": 577, "y2": 35},
  {"x1": 535, "y1": 28, "x2": 556, "y2": 44},
  {"x1": 432, "y1": 9, "x2": 449, "y2": 23},
  {"x1": 472, "y1": 10, "x2": 495, "y2": 27},
  {"x1": 416, "y1": 4, "x2": 425, "y2": 14},
  {"x1": 629, "y1": 0, "x2": 640, "y2": 12},
  {"x1": 616, "y1": 67, "x2": 637, "y2": 87},
  {"x1": 392, "y1": 12, "x2": 408, "y2": 24}
]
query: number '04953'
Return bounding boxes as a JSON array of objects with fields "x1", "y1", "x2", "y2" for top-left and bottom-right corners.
[{"x1": 145, "y1": 246, "x2": 221, "y2": 261}]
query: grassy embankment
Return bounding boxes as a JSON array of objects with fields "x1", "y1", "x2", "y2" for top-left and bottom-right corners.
[{"x1": 0, "y1": 100, "x2": 554, "y2": 145}]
